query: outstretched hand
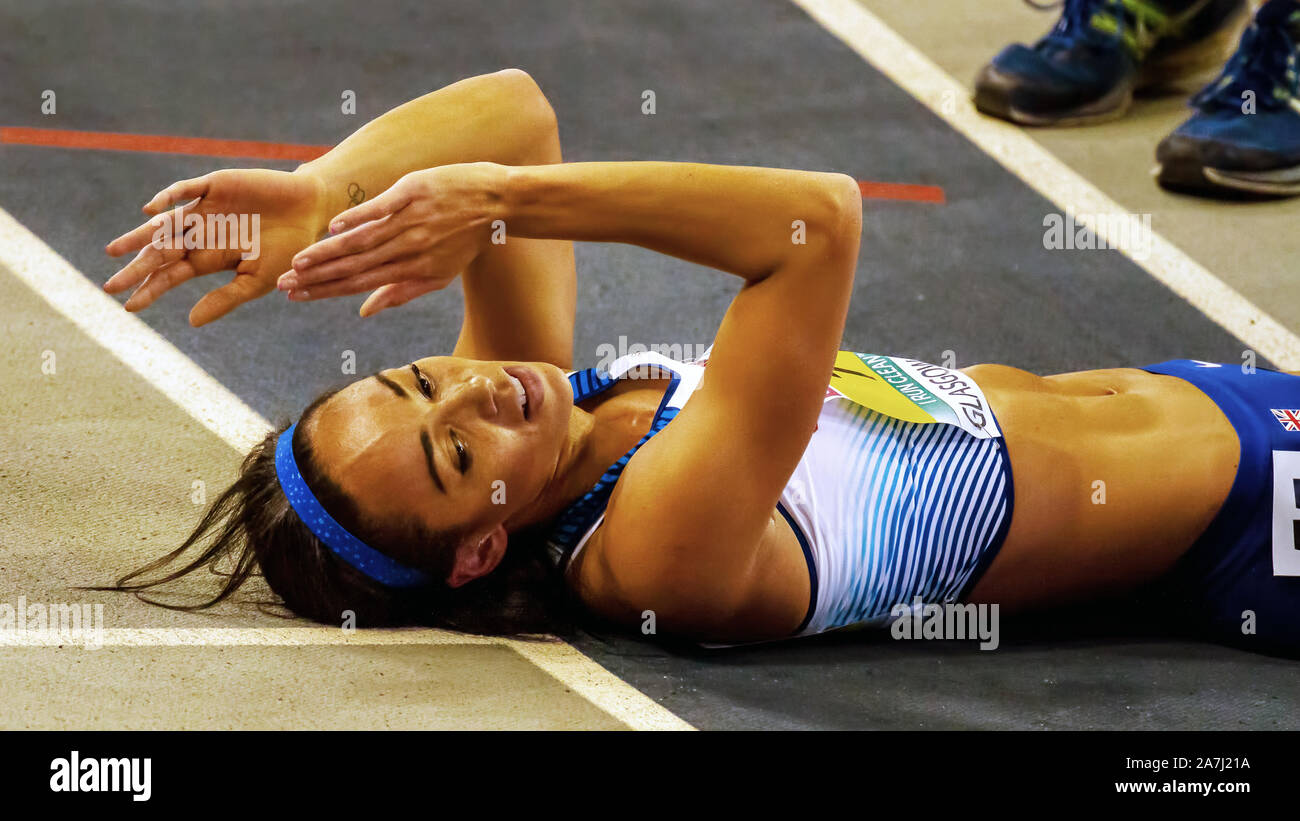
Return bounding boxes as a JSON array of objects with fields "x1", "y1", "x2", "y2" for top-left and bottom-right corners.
[
  {"x1": 105, "y1": 168, "x2": 329, "y2": 326},
  {"x1": 278, "y1": 162, "x2": 508, "y2": 318}
]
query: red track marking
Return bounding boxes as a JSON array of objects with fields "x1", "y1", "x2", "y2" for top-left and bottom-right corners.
[
  {"x1": 857, "y1": 180, "x2": 945, "y2": 203},
  {"x1": 0, "y1": 126, "x2": 330, "y2": 162},
  {"x1": 2, "y1": 126, "x2": 945, "y2": 203}
]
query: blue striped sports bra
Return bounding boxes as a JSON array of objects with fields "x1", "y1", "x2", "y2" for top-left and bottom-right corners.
[{"x1": 544, "y1": 348, "x2": 1016, "y2": 641}]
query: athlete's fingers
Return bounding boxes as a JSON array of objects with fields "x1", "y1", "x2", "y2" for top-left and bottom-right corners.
[
  {"x1": 104, "y1": 242, "x2": 186, "y2": 295},
  {"x1": 106, "y1": 199, "x2": 199, "y2": 257},
  {"x1": 286, "y1": 224, "x2": 428, "y2": 287},
  {"x1": 287, "y1": 256, "x2": 437, "y2": 302},
  {"x1": 323, "y1": 184, "x2": 414, "y2": 236},
  {"x1": 287, "y1": 213, "x2": 404, "y2": 277},
  {"x1": 188, "y1": 271, "x2": 273, "y2": 327},
  {"x1": 359, "y1": 279, "x2": 443, "y2": 318},
  {"x1": 142, "y1": 175, "x2": 212, "y2": 216},
  {"x1": 106, "y1": 220, "x2": 160, "y2": 258},
  {"x1": 123, "y1": 258, "x2": 198, "y2": 312}
]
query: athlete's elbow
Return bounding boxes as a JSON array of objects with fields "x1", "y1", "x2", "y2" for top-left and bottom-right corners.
[
  {"x1": 826, "y1": 172, "x2": 862, "y2": 211},
  {"x1": 492, "y1": 67, "x2": 540, "y2": 93},
  {"x1": 493, "y1": 68, "x2": 557, "y2": 134},
  {"x1": 826, "y1": 173, "x2": 862, "y2": 254},
  {"x1": 793, "y1": 174, "x2": 862, "y2": 273}
]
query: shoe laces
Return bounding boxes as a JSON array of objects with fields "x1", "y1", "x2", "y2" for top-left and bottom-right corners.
[
  {"x1": 1026, "y1": 0, "x2": 1175, "y2": 57},
  {"x1": 1192, "y1": 11, "x2": 1300, "y2": 111}
]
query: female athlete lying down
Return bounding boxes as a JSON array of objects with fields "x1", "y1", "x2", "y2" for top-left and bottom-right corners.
[{"x1": 101, "y1": 70, "x2": 1300, "y2": 654}]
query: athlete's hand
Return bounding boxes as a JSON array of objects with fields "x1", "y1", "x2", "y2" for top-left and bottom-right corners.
[
  {"x1": 278, "y1": 163, "x2": 508, "y2": 318},
  {"x1": 104, "y1": 168, "x2": 330, "y2": 326}
]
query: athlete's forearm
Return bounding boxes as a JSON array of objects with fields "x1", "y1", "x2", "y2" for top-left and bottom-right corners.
[
  {"x1": 501, "y1": 162, "x2": 861, "y2": 283},
  {"x1": 295, "y1": 69, "x2": 556, "y2": 227}
]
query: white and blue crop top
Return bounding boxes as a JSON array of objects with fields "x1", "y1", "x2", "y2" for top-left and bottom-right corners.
[{"x1": 544, "y1": 348, "x2": 1015, "y2": 640}]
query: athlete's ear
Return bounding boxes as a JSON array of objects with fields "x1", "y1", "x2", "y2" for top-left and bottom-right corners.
[{"x1": 445, "y1": 524, "x2": 508, "y2": 588}]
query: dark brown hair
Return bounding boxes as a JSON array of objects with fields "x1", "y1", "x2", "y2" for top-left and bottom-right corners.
[{"x1": 93, "y1": 388, "x2": 579, "y2": 638}]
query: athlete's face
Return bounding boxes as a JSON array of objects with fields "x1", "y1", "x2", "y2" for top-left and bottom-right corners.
[{"x1": 305, "y1": 356, "x2": 573, "y2": 564}]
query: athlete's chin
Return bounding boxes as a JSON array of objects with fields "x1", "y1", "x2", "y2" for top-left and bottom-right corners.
[{"x1": 536, "y1": 363, "x2": 571, "y2": 424}]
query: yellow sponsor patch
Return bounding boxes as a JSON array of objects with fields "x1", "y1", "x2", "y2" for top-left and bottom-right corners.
[{"x1": 827, "y1": 351, "x2": 936, "y2": 424}]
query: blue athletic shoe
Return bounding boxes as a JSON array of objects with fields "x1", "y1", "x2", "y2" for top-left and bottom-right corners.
[
  {"x1": 1156, "y1": 0, "x2": 1300, "y2": 196},
  {"x1": 975, "y1": 0, "x2": 1250, "y2": 126}
]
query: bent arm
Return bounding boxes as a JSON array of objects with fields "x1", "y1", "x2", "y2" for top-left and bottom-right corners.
[
  {"x1": 289, "y1": 72, "x2": 573, "y2": 365},
  {"x1": 502, "y1": 161, "x2": 862, "y2": 634},
  {"x1": 503, "y1": 162, "x2": 853, "y2": 284},
  {"x1": 300, "y1": 70, "x2": 576, "y2": 366},
  {"x1": 105, "y1": 68, "x2": 575, "y2": 347}
]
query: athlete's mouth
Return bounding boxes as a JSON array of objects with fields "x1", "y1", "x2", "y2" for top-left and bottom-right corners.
[{"x1": 503, "y1": 365, "x2": 544, "y2": 422}]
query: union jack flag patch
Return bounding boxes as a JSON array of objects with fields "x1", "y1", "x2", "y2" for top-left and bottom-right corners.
[{"x1": 1271, "y1": 409, "x2": 1300, "y2": 431}]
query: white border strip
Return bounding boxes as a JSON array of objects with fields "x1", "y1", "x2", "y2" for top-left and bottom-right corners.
[
  {"x1": 0, "y1": 206, "x2": 691, "y2": 731},
  {"x1": 792, "y1": 0, "x2": 1300, "y2": 369}
]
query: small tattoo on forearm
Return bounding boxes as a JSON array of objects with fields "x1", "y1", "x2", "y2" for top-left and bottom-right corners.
[{"x1": 347, "y1": 182, "x2": 366, "y2": 206}]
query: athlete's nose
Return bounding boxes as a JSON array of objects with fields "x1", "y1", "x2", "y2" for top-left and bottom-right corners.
[{"x1": 444, "y1": 373, "x2": 498, "y2": 419}]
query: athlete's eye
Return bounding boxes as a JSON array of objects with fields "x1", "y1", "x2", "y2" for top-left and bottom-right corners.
[
  {"x1": 410, "y1": 364, "x2": 433, "y2": 399},
  {"x1": 452, "y1": 431, "x2": 470, "y2": 474}
]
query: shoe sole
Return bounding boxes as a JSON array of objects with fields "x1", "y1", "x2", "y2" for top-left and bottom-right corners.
[
  {"x1": 974, "y1": 0, "x2": 1251, "y2": 127},
  {"x1": 1156, "y1": 160, "x2": 1300, "y2": 198},
  {"x1": 974, "y1": 70, "x2": 1136, "y2": 126}
]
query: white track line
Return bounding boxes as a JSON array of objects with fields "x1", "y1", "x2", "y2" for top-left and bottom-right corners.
[
  {"x1": 0, "y1": 208, "x2": 267, "y2": 451},
  {"x1": 0, "y1": 627, "x2": 497, "y2": 647},
  {"x1": 793, "y1": 0, "x2": 1300, "y2": 369},
  {"x1": 0, "y1": 206, "x2": 692, "y2": 731},
  {"x1": 0, "y1": 627, "x2": 693, "y2": 730}
]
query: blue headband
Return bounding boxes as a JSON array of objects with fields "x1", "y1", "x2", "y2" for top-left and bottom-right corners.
[{"x1": 274, "y1": 423, "x2": 432, "y2": 588}]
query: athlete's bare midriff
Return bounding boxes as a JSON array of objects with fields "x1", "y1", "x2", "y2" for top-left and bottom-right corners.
[{"x1": 961, "y1": 364, "x2": 1241, "y2": 611}]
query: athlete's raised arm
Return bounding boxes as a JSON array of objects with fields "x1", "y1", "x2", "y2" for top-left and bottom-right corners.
[
  {"x1": 517, "y1": 163, "x2": 861, "y2": 637},
  {"x1": 103, "y1": 69, "x2": 575, "y2": 363}
]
